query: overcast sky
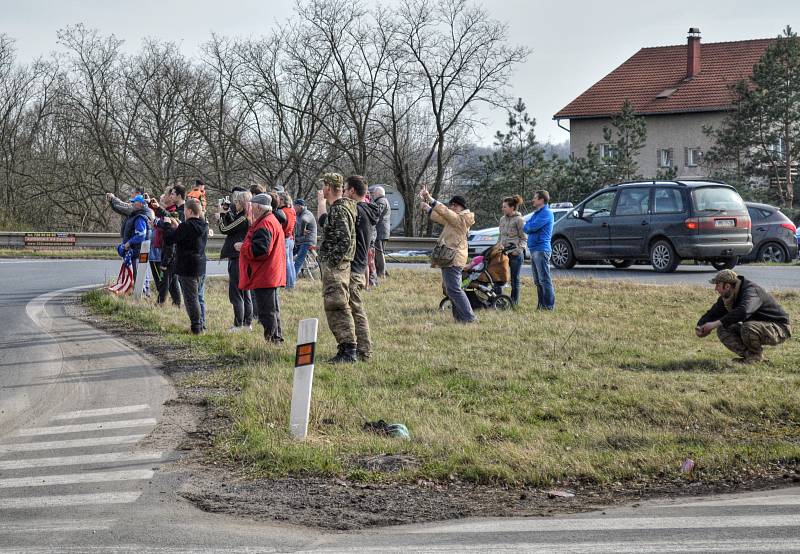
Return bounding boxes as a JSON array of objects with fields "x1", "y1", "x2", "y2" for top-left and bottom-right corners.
[{"x1": 2, "y1": 0, "x2": 795, "y2": 145}]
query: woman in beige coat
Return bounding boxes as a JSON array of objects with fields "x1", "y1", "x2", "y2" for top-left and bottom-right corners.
[
  {"x1": 420, "y1": 186, "x2": 476, "y2": 323},
  {"x1": 497, "y1": 195, "x2": 526, "y2": 305}
]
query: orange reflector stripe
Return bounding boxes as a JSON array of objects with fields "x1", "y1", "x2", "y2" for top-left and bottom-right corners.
[{"x1": 295, "y1": 342, "x2": 316, "y2": 367}]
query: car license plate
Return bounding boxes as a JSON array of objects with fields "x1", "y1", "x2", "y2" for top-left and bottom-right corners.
[{"x1": 715, "y1": 219, "x2": 735, "y2": 228}]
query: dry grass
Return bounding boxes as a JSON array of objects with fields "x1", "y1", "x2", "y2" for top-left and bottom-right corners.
[{"x1": 83, "y1": 269, "x2": 800, "y2": 486}]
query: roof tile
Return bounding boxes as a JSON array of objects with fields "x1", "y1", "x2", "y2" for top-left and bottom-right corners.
[{"x1": 554, "y1": 38, "x2": 774, "y2": 120}]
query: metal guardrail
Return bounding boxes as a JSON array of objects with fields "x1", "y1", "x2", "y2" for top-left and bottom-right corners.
[{"x1": 0, "y1": 231, "x2": 437, "y2": 252}]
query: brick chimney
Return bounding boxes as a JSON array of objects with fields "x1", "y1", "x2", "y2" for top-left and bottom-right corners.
[{"x1": 687, "y1": 27, "x2": 701, "y2": 78}]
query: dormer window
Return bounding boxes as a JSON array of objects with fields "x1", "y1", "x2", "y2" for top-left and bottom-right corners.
[{"x1": 656, "y1": 87, "x2": 677, "y2": 99}]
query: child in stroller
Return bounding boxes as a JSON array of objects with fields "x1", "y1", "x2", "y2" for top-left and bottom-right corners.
[{"x1": 439, "y1": 243, "x2": 514, "y2": 311}]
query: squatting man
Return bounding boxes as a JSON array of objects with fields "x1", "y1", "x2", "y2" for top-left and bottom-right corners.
[{"x1": 696, "y1": 269, "x2": 791, "y2": 364}]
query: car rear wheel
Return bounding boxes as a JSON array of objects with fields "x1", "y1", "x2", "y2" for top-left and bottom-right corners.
[
  {"x1": 756, "y1": 242, "x2": 787, "y2": 263},
  {"x1": 711, "y1": 256, "x2": 738, "y2": 270},
  {"x1": 610, "y1": 259, "x2": 634, "y2": 269},
  {"x1": 650, "y1": 240, "x2": 680, "y2": 273},
  {"x1": 551, "y1": 238, "x2": 576, "y2": 269}
]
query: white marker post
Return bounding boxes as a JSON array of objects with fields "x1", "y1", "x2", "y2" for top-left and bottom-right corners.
[
  {"x1": 289, "y1": 318, "x2": 319, "y2": 440},
  {"x1": 132, "y1": 240, "x2": 150, "y2": 299}
]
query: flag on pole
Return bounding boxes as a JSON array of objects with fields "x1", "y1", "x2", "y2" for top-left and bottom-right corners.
[{"x1": 107, "y1": 251, "x2": 134, "y2": 295}]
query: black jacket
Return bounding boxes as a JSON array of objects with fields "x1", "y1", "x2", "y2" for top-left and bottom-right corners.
[
  {"x1": 351, "y1": 201, "x2": 382, "y2": 274},
  {"x1": 218, "y1": 209, "x2": 249, "y2": 260},
  {"x1": 697, "y1": 276, "x2": 790, "y2": 328},
  {"x1": 167, "y1": 217, "x2": 208, "y2": 277},
  {"x1": 157, "y1": 204, "x2": 185, "y2": 269}
]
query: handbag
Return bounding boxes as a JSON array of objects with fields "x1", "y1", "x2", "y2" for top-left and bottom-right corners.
[{"x1": 431, "y1": 243, "x2": 458, "y2": 266}]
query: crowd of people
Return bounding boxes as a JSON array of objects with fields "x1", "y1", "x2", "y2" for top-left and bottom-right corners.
[
  {"x1": 107, "y1": 177, "x2": 791, "y2": 365},
  {"x1": 105, "y1": 174, "x2": 392, "y2": 363}
]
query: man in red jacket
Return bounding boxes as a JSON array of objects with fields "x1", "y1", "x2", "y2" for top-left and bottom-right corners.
[{"x1": 235, "y1": 193, "x2": 286, "y2": 343}]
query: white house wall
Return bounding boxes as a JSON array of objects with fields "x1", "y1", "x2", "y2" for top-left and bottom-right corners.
[{"x1": 568, "y1": 112, "x2": 729, "y2": 180}]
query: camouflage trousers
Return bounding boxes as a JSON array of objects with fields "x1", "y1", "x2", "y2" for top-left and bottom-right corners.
[
  {"x1": 349, "y1": 271, "x2": 372, "y2": 359},
  {"x1": 716, "y1": 321, "x2": 791, "y2": 359},
  {"x1": 321, "y1": 261, "x2": 356, "y2": 346}
]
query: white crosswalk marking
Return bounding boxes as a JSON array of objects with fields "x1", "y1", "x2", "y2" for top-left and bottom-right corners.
[
  {"x1": 12, "y1": 418, "x2": 157, "y2": 437},
  {"x1": 0, "y1": 434, "x2": 146, "y2": 453},
  {"x1": 0, "y1": 519, "x2": 116, "y2": 533},
  {"x1": 0, "y1": 451, "x2": 163, "y2": 470},
  {"x1": 413, "y1": 514, "x2": 800, "y2": 534},
  {"x1": 0, "y1": 492, "x2": 141, "y2": 509},
  {"x1": 654, "y1": 494, "x2": 800, "y2": 508},
  {"x1": 300, "y1": 538, "x2": 800, "y2": 553},
  {"x1": 0, "y1": 469, "x2": 153, "y2": 489},
  {"x1": 51, "y1": 405, "x2": 150, "y2": 421}
]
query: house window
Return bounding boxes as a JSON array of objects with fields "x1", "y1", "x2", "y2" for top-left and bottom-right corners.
[
  {"x1": 657, "y1": 148, "x2": 673, "y2": 168},
  {"x1": 601, "y1": 144, "x2": 618, "y2": 162},
  {"x1": 773, "y1": 137, "x2": 786, "y2": 161},
  {"x1": 686, "y1": 148, "x2": 703, "y2": 167}
]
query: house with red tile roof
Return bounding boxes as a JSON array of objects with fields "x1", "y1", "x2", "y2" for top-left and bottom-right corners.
[{"x1": 554, "y1": 29, "x2": 774, "y2": 180}]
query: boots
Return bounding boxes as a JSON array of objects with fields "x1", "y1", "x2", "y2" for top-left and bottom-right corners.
[{"x1": 329, "y1": 343, "x2": 357, "y2": 364}]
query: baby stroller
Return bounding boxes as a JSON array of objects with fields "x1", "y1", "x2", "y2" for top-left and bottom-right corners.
[{"x1": 439, "y1": 243, "x2": 514, "y2": 312}]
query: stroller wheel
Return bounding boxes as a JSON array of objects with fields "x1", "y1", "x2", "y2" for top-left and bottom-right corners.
[
  {"x1": 438, "y1": 297, "x2": 453, "y2": 312},
  {"x1": 492, "y1": 295, "x2": 513, "y2": 311}
]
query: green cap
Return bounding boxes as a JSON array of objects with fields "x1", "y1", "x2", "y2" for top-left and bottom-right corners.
[
  {"x1": 320, "y1": 172, "x2": 343, "y2": 189},
  {"x1": 709, "y1": 269, "x2": 738, "y2": 285}
]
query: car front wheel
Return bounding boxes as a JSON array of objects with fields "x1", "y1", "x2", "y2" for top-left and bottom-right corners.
[
  {"x1": 551, "y1": 238, "x2": 576, "y2": 269},
  {"x1": 650, "y1": 240, "x2": 680, "y2": 273}
]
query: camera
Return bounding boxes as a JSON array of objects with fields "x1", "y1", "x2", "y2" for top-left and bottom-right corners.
[{"x1": 217, "y1": 196, "x2": 231, "y2": 210}]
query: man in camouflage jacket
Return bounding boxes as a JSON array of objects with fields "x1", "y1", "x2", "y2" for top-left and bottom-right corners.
[{"x1": 317, "y1": 172, "x2": 358, "y2": 363}]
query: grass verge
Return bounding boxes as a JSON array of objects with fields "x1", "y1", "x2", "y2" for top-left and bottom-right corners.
[{"x1": 82, "y1": 270, "x2": 800, "y2": 488}]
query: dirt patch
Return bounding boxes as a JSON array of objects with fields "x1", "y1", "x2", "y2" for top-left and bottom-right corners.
[
  {"x1": 74, "y1": 293, "x2": 800, "y2": 531},
  {"x1": 177, "y1": 465, "x2": 800, "y2": 530}
]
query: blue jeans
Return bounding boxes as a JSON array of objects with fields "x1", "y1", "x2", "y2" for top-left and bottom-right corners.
[
  {"x1": 441, "y1": 266, "x2": 475, "y2": 323},
  {"x1": 294, "y1": 242, "x2": 311, "y2": 277},
  {"x1": 285, "y1": 237, "x2": 296, "y2": 289},
  {"x1": 531, "y1": 251, "x2": 555, "y2": 310},
  {"x1": 494, "y1": 253, "x2": 523, "y2": 305},
  {"x1": 198, "y1": 273, "x2": 206, "y2": 327}
]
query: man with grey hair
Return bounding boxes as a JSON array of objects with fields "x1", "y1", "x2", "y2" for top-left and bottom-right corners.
[
  {"x1": 235, "y1": 194, "x2": 287, "y2": 343},
  {"x1": 371, "y1": 186, "x2": 391, "y2": 279}
]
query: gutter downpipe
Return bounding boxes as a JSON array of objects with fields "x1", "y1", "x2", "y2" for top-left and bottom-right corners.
[{"x1": 556, "y1": 118, "x2": 570, "y2": 133}]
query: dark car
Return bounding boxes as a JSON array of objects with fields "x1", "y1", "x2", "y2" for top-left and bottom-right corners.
[
  {"x1": 742, "y1": 202, "x2": 798, "y2": 263},
  {"x1": 550, "y1": 181, "x2": 752, "y2": 273}
]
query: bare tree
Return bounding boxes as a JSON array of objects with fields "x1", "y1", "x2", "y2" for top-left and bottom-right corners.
[{"x1": 396, "y1": 0, "x2": 528, "y2": 224}]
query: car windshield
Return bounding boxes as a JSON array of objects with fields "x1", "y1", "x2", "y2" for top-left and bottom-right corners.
[{"x1": 691, "y1": 187, "x2": 746, "y2": 213}]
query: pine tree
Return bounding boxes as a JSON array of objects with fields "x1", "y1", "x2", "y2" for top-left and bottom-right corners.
[
  {"x1": 469, "y1": 99, "x2": 546, "y2": 226},
  {"x1": 601, "y1": 100, "x2": 647, "y2": 182},
  {"x1": 704, "y1": 26, "x2": 800, "y2": 207}
]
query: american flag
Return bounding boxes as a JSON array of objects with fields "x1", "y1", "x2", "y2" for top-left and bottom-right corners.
[{"x1": 107, "y1": 251, "x2": 134, "y2": 295}]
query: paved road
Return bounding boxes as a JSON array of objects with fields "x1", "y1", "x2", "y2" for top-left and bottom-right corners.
[
  {"x1": 394, "y1": 260, "x2": 800, "y2": 290},
  {"x1": 1, "y1": 257, "x2": 799, "y2": 552}
]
